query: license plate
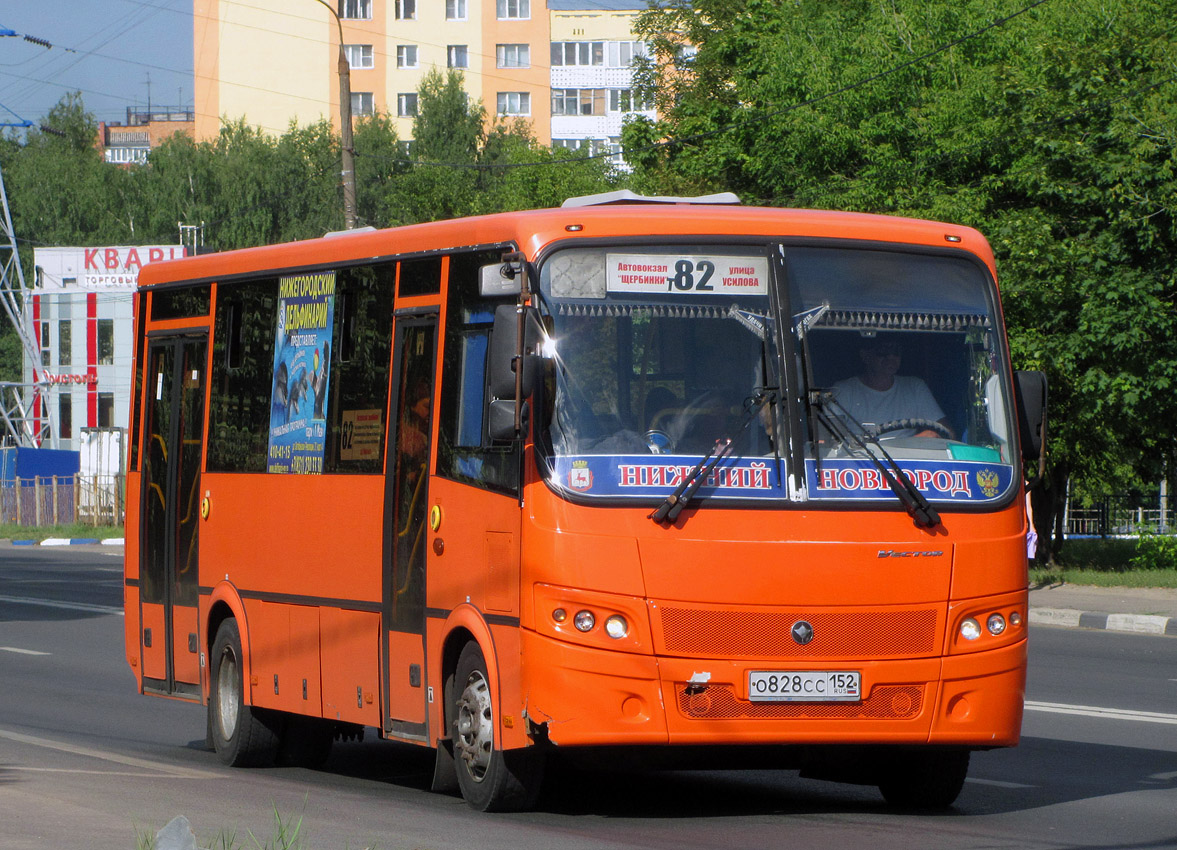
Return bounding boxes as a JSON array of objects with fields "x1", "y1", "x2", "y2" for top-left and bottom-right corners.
[{"x1": 747, "y1": 670, "x2": 861, "y2": 702}]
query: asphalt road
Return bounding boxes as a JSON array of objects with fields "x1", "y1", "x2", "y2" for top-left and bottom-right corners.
[{"x1": 2, "y1": 544, "x2": 1176, "y2": 850}]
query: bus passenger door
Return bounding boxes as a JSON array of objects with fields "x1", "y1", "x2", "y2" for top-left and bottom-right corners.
[
  {"x1": 139, "y1": 334, "x2": 207, "y2": 699},
  {"x1": 382, "y1": 315, "x2": 437, "y2": 740}
]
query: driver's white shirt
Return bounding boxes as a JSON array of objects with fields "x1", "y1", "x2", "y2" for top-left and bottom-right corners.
[{"x1": 831, "y1": 375, "x2": 945, "y2": 435}]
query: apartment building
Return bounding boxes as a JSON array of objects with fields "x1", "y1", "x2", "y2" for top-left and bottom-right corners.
[
  {"x1": 193, "y1": 0, "x2": 653, "y2": 159},
  {"x1": 97, "y1": 106, "x2": 196, "y2": 166}
]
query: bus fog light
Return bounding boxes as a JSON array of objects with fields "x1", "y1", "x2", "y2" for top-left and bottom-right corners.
[
  {"x1": 574, "y1": 610, "x2": 595, "y2": 632},
  {"x1": 987, "y1": 613, "x2": 1007, "y2": 635},
  {"x1": 604, "y1": 615, "x2": 628, "y2": 639},
  {"x1": 552, "y1": 608, "x2": 568, "y2": 624},
  {"x1": 960, "y1": 618, "x2": 981, "y2": 641}
]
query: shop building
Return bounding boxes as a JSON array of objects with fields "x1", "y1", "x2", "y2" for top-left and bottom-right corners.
[{"x1": 28, "y1": 246, "x2": 187, "y2": 453}]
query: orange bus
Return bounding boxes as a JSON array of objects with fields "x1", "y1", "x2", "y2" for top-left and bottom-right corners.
[{"x1": 124, "y1": 192, "x2": 1046, "y2": 811}]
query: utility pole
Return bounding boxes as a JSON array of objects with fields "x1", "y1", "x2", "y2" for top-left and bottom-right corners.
[{"x1": 315, "y1": 0, "x2": 358, "y2": 229}]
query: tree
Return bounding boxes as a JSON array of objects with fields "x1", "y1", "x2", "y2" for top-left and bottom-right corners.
[
  {"x1": 627, "y1": 0, "x2": 1177, "y2": 559},
  {"x1": 381, "y1": 69, "x2": 620, "y2": 225},
  {"x1": 6, "y1": 93, "x2": 133, "y2": 246}
]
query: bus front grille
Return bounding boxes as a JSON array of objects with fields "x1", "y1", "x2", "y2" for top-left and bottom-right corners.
[
  {"x1": 675, "y1": 684, "x2": 924, "y2": 720},
  {"x1": 658, "y1": 607, "x2": 939, "y2": 659}
]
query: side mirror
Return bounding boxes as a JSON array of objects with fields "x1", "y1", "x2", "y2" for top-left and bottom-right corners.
[
  {"x1": 489, "y1": 304, "x2": 543, "y2": 400},
  {"x1": 480, "y1": 262, "x2": 523, "y2": 297},
  {"x1": 1014, "y1": 370, "x2": 1048, "y2": 475},
  {"x1": 487, "y1": 398, "x2": 529, "y2": 442}
]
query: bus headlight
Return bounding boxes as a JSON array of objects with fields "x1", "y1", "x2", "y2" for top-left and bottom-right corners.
[
  {"x1": 604, "y1": 615, "x2": 629, "y2": 639},
  {"x1": 960, "y1": 618, "x2": 981, "y2": 641},
  {"x1": 987, "y1": 613, "x2": 1007, "y2": 635},
  {"x1": 574, "y1": 610, "x2": 596, "y2": 632}
]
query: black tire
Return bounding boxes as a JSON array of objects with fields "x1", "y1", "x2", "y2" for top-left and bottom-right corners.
[
  {"x1": 209, "y1": 619, "x2": 281, "y2": 767},
  {"x1": 452, "y1": 642, "x2": 544, "y2": 812},
  {"x1": 878, "y1": 748, "x2": 970, "y2": 810}
]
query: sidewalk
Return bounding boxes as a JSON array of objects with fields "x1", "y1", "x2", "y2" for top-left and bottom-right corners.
[{"x1": 1029, "y1": 583, "x2": 1177, "y2": 636}]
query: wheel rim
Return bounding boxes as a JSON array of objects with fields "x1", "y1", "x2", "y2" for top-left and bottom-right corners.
[
  {"x1": 455, "y1": 669, "x2": 493, "y2": 782},
  {"x1": 216, "y1": 643, "x2": 240, "y2": 742}
]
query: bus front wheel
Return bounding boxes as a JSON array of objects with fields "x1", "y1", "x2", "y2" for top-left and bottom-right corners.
[
  {"x1": 209, "y1": 619, "x2": 281, "y2": 767},
  {"x1": 878, "y1": 747, "x2": 970, "y2": 809},
  {"x1": 451, "y1": 642, "x2": 544, "y2": 811}
]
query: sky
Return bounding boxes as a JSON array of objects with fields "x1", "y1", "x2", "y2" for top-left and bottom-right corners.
[{"x1": 0, "y1": 0, "x2": 193, "y2": 129}]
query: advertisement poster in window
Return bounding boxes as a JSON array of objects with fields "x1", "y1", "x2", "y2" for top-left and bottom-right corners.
[{"x1": 268, "y1": 272, "x2": 335, "y2": 474}]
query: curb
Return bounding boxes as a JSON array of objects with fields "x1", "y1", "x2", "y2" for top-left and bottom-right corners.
[
  {"x1": 12, "y1": 538, "x2": 124, "y2": 547},
  {"x1": 1030, "y1": 607, "x2": 1177, "y2": 637}
]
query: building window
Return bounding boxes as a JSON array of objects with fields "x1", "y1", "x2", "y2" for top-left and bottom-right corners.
[
  {"x1": 609, "y1": 88, "x2": 652, "y2": 113},
  {"x1": 97, "y1": 319, "x2": 115, "y2": 365},
  {"x1": 497, "y1": 92, "x2": 530, "y2": 116},
  {"x1": 496, "y1": 44, "x2": 530, "y2": 69},
  {"x1": 345, "y1": 44, "x2": 373, "y2": 70},
  {"x1": 395, "y1": 0, "x2": 416, "y2": 20},
  {"x1": 58, "y1": 321, "x2": 71, "y2": 366},
  {"x1": 398, "y1": 93, "x2": 419, "y2": 117},
  {"x1": 351, "y1": 92, "x2": 375, "y2": 116},
  {"x1": 446, "y1": 0, "x2": 467, "y2": 20},
  {"x1": 551, "y1": 88, "x2": 606, "y2": 117},
  {"x1": 447, "y1": 45, "x2": 468, "y2": 68},
  {"x1": 606, "y1": 41, "x2": 648, "y2": 68},
  {"x1": 97, "y1": 392, "x2": 115, "y2": 428},
  {"x1": 550, "y1": 41, "x2": 604, "y2": 67},
  {"x1": 338, "y1": 0, "x2": 371, "y2": 20},
  {"x1": 676, "y1": 45, "x2": 698, "y2": 68},
  {"x1": 104, "y1": 147, "x2": 149, "y2": 165},
  {"x1": 496, "y1": 0, "x2": 528, "y2": 20},
  {"x1": 397, "y1": 45, "x2": 419, "y2": 68},
  {"x1": 58, "y1": 395, "x2": 72, "y2": 440}
]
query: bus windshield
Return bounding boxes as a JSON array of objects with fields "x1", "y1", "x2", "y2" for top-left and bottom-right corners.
[
  {"x1": 792, "y1": 246, "x2": 1017, "y2": 506},
  {"x1": 538, "y1": 242, "x2": 1018, "y2": 508}
]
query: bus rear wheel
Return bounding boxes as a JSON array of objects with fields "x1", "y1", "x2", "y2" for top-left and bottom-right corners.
[
  {"x1": 452, "y1": 642, "x2": 544, "y2": 812},
  {"x1": 878, "y1": 747, "x2": 970, "y2": 809},
  {"x1": 209, "y1": 619, "x2": 281, "y2": 767}
]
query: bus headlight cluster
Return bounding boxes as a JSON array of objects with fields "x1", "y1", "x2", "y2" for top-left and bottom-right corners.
[
  {"x1": 551, "y1": 607, "x2": 629, "y2": 639},
  {"x1": 959, "y1": 611, "x2": 1020, "y2": 641}
]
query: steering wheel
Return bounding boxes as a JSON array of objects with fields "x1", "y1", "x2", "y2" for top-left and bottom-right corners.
[
  {"x1": 645, "y1": 429, "x2": 675, "y2": 454},
  {"x1": 875, "y1": 418, "x2": 952, "y2": 439}
]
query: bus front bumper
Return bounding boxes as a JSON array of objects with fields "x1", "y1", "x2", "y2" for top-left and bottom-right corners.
[{"x1": 518, "y1": 629, "x2": 1025, "y2": 749}]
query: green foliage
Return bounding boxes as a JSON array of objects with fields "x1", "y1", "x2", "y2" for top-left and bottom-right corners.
[
  {"x1": 1030, "y1": 537, "x2": 1177, "y2": 587},
  {"x1": 1129, "y1": 533, "x2": 1177, "y2": 571},
  {"x1": 628, "y1": 0, "x2": 1177, "y2": 522},
  {"x1": 4, "y1": 85, "x2": 618, "y2": 255}
]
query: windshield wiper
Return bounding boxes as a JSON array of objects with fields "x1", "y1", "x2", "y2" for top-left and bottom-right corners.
[
  {"x1": 649, "y1": 390, "x2": 776, "y2": 524},
  {"x1": 808, "y1": 390, "x2": 941, "y2": 529}
]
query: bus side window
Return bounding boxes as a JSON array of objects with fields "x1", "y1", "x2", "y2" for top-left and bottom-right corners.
[
  {"x1": 436, "y1": 249, "x2": 520, "y2": 495},
  {"x1": 324, "y1": 263, "x2": 394, "y2": 473},
  {"x1": 208, "y1": 278, "x2": 279, "y2": 472}
]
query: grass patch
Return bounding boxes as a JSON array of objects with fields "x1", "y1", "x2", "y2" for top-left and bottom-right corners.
[
  {"x1": 0, "y1": 522, "x2": 123, "y2": 541},
  {"x1": 1031, "y1": 537, "x2": 1177, "y2": 589}
]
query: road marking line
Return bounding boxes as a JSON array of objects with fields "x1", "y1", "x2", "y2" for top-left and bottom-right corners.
[
  {"x1": 0, "y1": 594, "x2": 123, "y2": 616},
  {"x1": 1025, "y1": 700, "x2": 1177, "y2": 725},
  {"x1": 6, "y1": 767, "x2": 200, "y2": 778},
  {"x1": 0, "y1": 646, "x2": 51, "y2": 656},
  {"x1": 0, "y1": 728, "x2": 219, "y2": 779},
  {"x1": 966, "y1": 777, "x2": 1036, "y2": 789}
]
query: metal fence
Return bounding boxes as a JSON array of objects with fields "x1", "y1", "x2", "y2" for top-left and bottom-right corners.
[
  {"x1": 1065, "y1": 499, "x2": 1176, "y2": 538},
  {"x1": 0, "y1": 474, "x2": 125, "y2": 527}
]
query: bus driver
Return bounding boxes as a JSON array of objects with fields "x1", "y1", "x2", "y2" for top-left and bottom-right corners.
[{"x1": 831, "y1": 335, "x2": 953, "y2": 438}]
